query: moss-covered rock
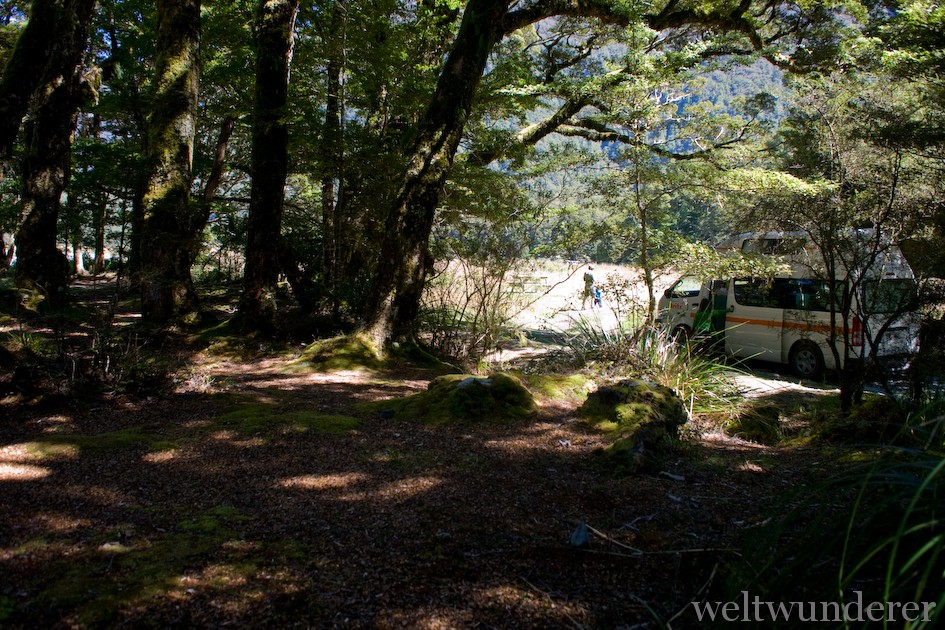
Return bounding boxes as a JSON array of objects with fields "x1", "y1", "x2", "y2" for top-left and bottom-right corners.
[
  {"x1": 520, "y1": 372, "x2": 593, "y2": 404},
  {"x1": 363, "y1": 372, "x2": 535, "y2": 425},
  {"x1": 581, "y1": 379, "x2": 688, "y2": 473},
  {"x1": 289, "y1": 333, "x2": 384, "y2": 372}
]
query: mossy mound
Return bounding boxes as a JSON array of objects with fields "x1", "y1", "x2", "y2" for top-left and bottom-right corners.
[
  {"x1": 727, "y1": 404, "x2": 784, "y2": 445},
  {"x1": 520, "y1": 373, "x2": 593, "y2": 404},
  {"x1": 290, "y1": 334, "x2": 384, "y2": 372},
  {"x1": 365, "y1": 372, "x2": 535, "y2": 425},
  {"x1": 580, "y1": 379, "x2": 689, "y2": 473},
  {"x1": 815, "y1": 396, "x2": 915, "y2": 446}
]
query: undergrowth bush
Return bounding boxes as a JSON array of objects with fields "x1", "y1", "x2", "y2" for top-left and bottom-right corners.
[{"x1": 418, "y1": 257, "x2": 527, "y2": 367}]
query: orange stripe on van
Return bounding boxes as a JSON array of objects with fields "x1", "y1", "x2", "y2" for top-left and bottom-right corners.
[{"x1": 726, "y1": 317, "x2": 840, "y2": 335}]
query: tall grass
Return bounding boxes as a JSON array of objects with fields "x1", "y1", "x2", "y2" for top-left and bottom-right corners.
[
  {"x1": 841, "y1": 454, "x2": 944, "y2": 626},
  {"x1": 728, "y1": 449, "x2": 944, "y2": 628}
]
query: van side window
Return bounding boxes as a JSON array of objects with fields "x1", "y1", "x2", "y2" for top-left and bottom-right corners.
[
  {"x1": 790, "y1": 279, "x2": 846, "y2": 312},
  {"x1": 733, "y1": 278, "x2": 783, "y2": 307}
]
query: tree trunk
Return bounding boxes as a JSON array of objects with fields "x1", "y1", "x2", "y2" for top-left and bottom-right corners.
[
  {"x1": 201, "y1": 115, "x2": 236, "y2": 205},
  {"x1": 239, "y1": 0, "x2": 300, "y2": 330},
  {"x1": 12, "y1": 0, "x2": 95, "y2": 303},
  {"x1": 0, "y1": 0, "x2": 93, "y2": 158},
  {"x1": 362, "y1": 0, "x2": 510, "y2": 347},
  {"x1": 320, "y1": 0, "x2": 345, "y2": 310},
  {"x1": 138, "y1": 0, "x2": 202, "y2": 322},
  {"x1": 93, "y1": 194, "x2": 108, "y2": 274}
]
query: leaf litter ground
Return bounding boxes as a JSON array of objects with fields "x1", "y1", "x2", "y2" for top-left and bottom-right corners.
[{"x1": 0, "y1": 281, "x2": 838, "y2": 628}]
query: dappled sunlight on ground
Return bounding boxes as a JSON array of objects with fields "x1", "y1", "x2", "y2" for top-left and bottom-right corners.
[
  {"x1": 0, "y1": 462, "x2": 51, "y2": 480},
  {"x1": 0, "y1": 322, "x2": 858, "y2": 627},
  {"x1": 278, "y1": 472, "x2": 371, "y2": 491}
]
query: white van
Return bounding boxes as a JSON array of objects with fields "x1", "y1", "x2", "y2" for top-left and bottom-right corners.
[{"x1": 657, "y1": 231, "x2": 920, "y2": 378}]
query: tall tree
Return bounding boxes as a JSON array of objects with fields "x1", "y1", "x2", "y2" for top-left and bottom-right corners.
[
  {"x1": 11, "y1": 0, "x2": 96, "y2": 299},
  {"x1": 733, "y1": 72, "x2": 928, "y2": 412},
  {"x1": 361, "y1": 0, "x2": 513, "y2": 347},
  {"x1": 239, "y1": 0, "x2": 300, "y2": 329},
  {"x1": 138, "y1": 0, "x2": 201, "y2": 321},
  {"x1": 361, "y1": 0, "x2": 841, "y2": 349}
]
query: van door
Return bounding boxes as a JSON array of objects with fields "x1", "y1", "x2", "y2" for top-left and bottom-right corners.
[{"x1": 725, "y1": 278, "x2": 786, "y2": 362}]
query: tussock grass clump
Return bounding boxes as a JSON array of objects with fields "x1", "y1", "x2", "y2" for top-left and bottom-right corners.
[
  {"x1": 563, "y1": 319, "x2": 741, "y2": 420},
  {"x1": 725, "y1": 449, "x2": 944, "y2": 629},
  {"x1": 725, "y1": 404, "x2": 785, "y2": 445}
]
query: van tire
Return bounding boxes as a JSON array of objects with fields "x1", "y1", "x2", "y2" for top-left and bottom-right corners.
[
  {"x1": 790, "y1": 341, "x2": 824, "y2": 379},
  {"x1": 671, "y1": 326, "x2": 692, "y2": 344}
]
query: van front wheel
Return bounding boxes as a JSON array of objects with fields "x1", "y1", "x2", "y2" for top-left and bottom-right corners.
[
  {"x1": 790, "y1": 341, "x2": 824, "y2": 379},
  {"x1": 671, "y1": 326, "x2": 692, "y2": 344}
]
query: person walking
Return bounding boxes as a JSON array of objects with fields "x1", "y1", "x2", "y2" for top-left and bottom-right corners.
[{"x1": 581, "y1": 265, "x2": 595, "y2": 309}]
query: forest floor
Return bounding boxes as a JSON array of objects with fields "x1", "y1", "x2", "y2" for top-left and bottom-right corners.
[{"x1": 0, "y1": 276, "x2": 846, "y2": 628}]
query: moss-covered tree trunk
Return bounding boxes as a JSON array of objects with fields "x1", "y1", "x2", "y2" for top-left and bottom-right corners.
[
  {"x1": 138, "y1": 0, "x2": 202, "y2": 322},
  {"x1": 12, "y1": 0, "x2": 96, "y2": 302},
  {"x1": 239, "y1": 0, "x2": 300, "y2": 330},
  {"x1": 0, "y1": 0, "x2": 93, "y2": 158},
  {"x1": 361, "y1": 0, "x2": 509, "y2": 347}
]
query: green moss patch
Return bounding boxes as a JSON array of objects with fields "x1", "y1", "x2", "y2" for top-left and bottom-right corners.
[
  {"x1": 520, "y1": 373, "x2": 593, "y2": 403},
  {"x1": 362, "y1": 372, "x2": 535, "y2": 425},
  {"x1": 217, "y1": 403, "x2": 360, "y2": 437},
  {"x1": 580, "y1": 379, "x2": 689, "y2": 473},
  {"x1": 32, "y1": 505, "x2": 250, "y2": 627},
  {"x1": 24, "y1": 427, "x2": 179, "y2": 456}
]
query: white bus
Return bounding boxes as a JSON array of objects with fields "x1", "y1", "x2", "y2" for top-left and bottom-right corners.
[{"x1": 657, "y1": 231, "x2": 920, "y2": 378}]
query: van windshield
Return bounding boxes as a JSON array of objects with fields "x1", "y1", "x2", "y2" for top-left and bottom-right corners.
[
  {"x1": 862, "y1": 278, "x2": 918, "y2": 314},
  {"x1": 669, "y1": 276, "x2": 702, "y2": 298}
]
